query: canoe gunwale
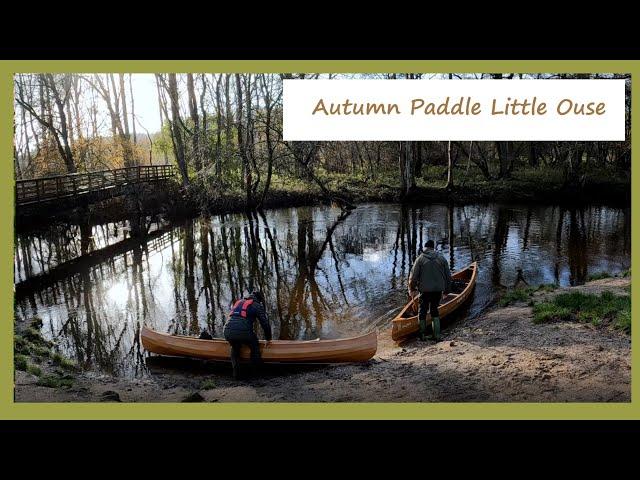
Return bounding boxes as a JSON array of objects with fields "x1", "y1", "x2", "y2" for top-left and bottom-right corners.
[{"x1": 141, "y1": 327, "x2": 378, "y2": 364}]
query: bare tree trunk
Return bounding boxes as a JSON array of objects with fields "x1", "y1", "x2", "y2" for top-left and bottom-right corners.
[
  {"x1": 129, "y1": 74, "x2": 137, "y2": 144},
  {"x1": 224, "y1": 74, "x2": 232, "y2": 167},
  {"x1": 167, "y1": 74, "x2": 189, "y2": 185},
  {"x1": 235, "y1": 74, "x2": 252, "y2": 207},
  {"x1": 495, "y1": 141, "x2": 513, "y2": 179},
  {"x1": 155, "y1": 77, "x2": 169, "y2": 164},
  {"x1": 258, "y1": 74, "x2": 279, "y2": 208},
  {"x1": 186, "y1": 73, "x2": 201, "y2": 172},
  {"x1": 214, "y1": 74, "x2": 223, "y2": 179},
  {"x1": 446, "y1": 140, "x2": 454, "y2": 190},
  {"x1": 198, "y1": 74, "x2": 209, "y2": 169},
  {"x1": 89, "y1": 74, "x2": 133, "y2": 167},
  {"x1": 399, "y1": 141, "x2": 415, "y2": 198},
  {"x1": 119, "y1": 74, "x2": 134, "y2": 166}
]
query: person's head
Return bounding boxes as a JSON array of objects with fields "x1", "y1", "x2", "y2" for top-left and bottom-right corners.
[
  {"x1": 425, "y1": 240, "x2": 435, "y2": 250},
  {"x1": 251, "y1": 290, "x2": 266, "y2": 305}
]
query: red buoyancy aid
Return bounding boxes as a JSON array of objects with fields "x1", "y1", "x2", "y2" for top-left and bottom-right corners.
[{"x1": 229, "y1": 298, "x2": 254, "y2": 318}]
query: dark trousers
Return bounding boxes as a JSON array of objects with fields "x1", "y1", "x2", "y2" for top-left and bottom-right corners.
[
  {"x1": 224, "y1": 329, "x2": 262, "y2": 377},
  {"x1": 419, "y1": 291, "x2": 442, "y2": 322}
]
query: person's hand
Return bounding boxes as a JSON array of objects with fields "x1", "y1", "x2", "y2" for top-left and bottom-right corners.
[{"x1": 264, "y1": 340, "x2": 271, "y2": 347}]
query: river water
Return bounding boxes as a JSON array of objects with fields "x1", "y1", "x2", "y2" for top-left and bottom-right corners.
[{"x1": 14, "y1": 202, "x2": 631, "y2": 377}]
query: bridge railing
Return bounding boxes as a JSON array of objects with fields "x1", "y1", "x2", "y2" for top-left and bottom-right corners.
[{"x1": 16, "y1": 165, "x2": 176, "y2": 206}]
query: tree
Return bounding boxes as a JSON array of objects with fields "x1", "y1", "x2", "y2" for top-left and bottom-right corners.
[
  {"x1": 399, "y1": 141, "x2": 416, "y2": 198},
  {"x1": 186, "y1": 73, "x2": 201, "y2": 171},
  {"x1": 15, "y1": 74, "x2": 77, "y2": 173},
  {"x1": 446, "y1": 141, "x2": 453, "y2": 190},
  {"x1": 160, "y1": 73, "x2": 189, "y2": 186},
  {"x1": 87, "y1": 74, "x2": 135, "y2": 167}
]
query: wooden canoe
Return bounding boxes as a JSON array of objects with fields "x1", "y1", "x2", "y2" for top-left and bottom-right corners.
[
  {"x1": 391, "y1": 262, "x2": 478, "y2": 341},
  {"x1": 141, "y1": 326, "x2": 377, "y2": 364}
]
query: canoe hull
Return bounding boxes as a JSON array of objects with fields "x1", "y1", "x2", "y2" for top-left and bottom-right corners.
[
  {"x1": 391, "y1": 262, "x2": 478, "y2": 341},
  {"x1": 141, "y1": 327, "x2": 377, "y2": 364}
]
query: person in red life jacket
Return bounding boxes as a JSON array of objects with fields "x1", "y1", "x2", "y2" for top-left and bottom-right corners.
[{"x1": 223, "y1": 290, "x2": 272, "y2": 379}]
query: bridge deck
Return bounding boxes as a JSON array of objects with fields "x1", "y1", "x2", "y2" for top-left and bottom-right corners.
[{"x1": 16, "y1": 165, "x2": 176, "y2": 208}]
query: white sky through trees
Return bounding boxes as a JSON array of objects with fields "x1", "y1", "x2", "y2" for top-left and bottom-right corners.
[
  {"x1": 14, "y1": 73, "x2": 628, "y2": 156},
  {"x1": 129, "y1": 74, "x2": 161, "y2": 133}
]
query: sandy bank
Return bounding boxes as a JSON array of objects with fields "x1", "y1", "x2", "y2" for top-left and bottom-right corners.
[{"x1": 15, "y1": 277, "x2": 630, "y2": 403}]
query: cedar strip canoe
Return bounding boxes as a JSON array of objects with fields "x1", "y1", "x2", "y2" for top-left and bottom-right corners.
[
  {"x1": 141, "y1": 327, "x2": 377, "y2": 364},
  {"x1": 391, "y1": 262, "x2": 478, "y2": 341}
]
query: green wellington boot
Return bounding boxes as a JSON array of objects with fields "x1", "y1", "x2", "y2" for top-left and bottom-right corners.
[
  {"x1": 431, "y1": 316, "x2": 441, "y2": 342},
  {"x1": 418, "y1": 316, "x2": 428, "y2": 341}
]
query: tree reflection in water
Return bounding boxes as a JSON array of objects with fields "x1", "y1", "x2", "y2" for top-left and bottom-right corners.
[{"x1": 14, "y1": 203, "x2": 630, "y2": 378}]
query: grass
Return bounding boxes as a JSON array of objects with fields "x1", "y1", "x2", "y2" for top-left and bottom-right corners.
[
  {"x1": 499, "y1": 287, "x2": 535, "y2": 306},
  {"x1": 51, "y1": 352, "x2": 77, "y2": 371},
  {"x1": 201, "y1": 379, "x2": 216, "y2": 390},
  {"x1": 532, "y1": 291, "x2": 631, "y2": 331},
  {"x1": 499, "y1": 283, "x2": 558, "y2": 306},
  {"x1": 14, "y1": 335, "x2": 29, "y2": 355},
  {"x1": 26, "y1": 364, "x2": 42, "y2": 377},
  {"x1": 22, "y1": 327, "x2": 53, "y2": 348},
  {"x1": 532, "y1": 303, "x2": 572, "y2": 324},
  {"x1": 15, "y1": 316, "x2": 79, "y2": 387},
  {"x1": 15, "y1": 354, "x2": 28, "y2": 371},
  {"x1": 36, "y1": 374, "x2": 73, "y2": 389}
]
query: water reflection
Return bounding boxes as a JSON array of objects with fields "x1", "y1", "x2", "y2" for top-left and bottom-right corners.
[{"x1": 14, "y1": 203, "x2": 631, "y2": 377}]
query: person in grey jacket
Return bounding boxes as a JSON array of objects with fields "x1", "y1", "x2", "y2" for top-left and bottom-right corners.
[
  {"x1": 408, "y1": 240, "x2": 452, "y2": 341},
  {"x1": 223, "y1": 291, "x2": 272, "y2": 379}
]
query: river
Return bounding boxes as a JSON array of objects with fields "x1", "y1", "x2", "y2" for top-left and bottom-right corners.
[{"x1": 14, "y1": 202, "x2": 631, "y2": 378}]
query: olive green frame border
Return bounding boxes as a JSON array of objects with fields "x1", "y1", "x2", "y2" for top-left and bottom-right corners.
[{"x1": 0, "y1": 59, "x2": 636, "y2": 420}]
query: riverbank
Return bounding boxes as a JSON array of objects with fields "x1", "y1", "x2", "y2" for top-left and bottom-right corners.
[
  {"x1": 14, "y1": 276, "x2": 631, "y2": 403},
  {"x1": 192, "y1": 166, "x2": 631, "y2": 214},
  {"x1": 15, "y1": 166, "x2": 630, "y2": 233}
]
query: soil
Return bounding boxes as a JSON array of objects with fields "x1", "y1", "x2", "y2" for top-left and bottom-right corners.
[{"x1": 14, "y1": 277, "x2": 631, "y2": 403}]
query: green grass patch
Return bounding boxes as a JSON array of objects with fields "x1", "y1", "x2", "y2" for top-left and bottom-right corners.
[
  {"x1": 14, "y1": 335, "x2": 29, "y2": 355},
  {"x1": 201, "y1": 379, "x2": 216, "y2": 390},
  {"x1": 532, "y1": 291, "x2": 631, "y2": 331},
  {"x1": 51, "y1": 352, "x2": 77, "y2": 371},
  {"x1": 36, "y1": 374, "x2": 73, "y2": 389},
  {"x1": 30, "y1": 344, "x2": 51, "y2": 358},
  {"x1": 532, "y1": 303, "x2": 572, "y2": 324},
  {"x1": 499, "y1": 287, "x2": 535, "y2": 306},
  {"x1": 499, "y1": 283, "x2": 558, "y2": 306},
  {"x1": 15, "y1": 354, "x2": 28, "y2": 371},
  {"x1": 26, "y1": 364, "x2": 42, "y2": 377},
  {"x1": 22, "y1": 327, "x2": 53, "y2": 348},
  {"x1": 615, "y1": 310, "x2": 631, "y2": 333}
]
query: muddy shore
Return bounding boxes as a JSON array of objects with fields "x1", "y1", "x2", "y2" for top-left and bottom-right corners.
[{"x1": 15, "y1": 277, "x2": 631, "y2": 403}]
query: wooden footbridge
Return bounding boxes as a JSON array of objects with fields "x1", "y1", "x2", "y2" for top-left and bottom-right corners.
[{"x1": 16, "y1": 165, "x2": 176, "y2": 214}]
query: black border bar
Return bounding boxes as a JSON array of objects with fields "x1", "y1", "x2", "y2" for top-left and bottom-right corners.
[
  {"x1": 2, "y1": 420, "x2": 639, "y2": 435},
  {"x1": 1, "y1": 46, "x2": 639, "y2": 60}
]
